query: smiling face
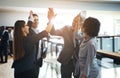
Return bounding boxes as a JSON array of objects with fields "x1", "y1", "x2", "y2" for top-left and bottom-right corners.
[
  {"x1": 22, "y1": 25, "x2": 29, "y2": 36},
  {"x1": 32, "y1": 14, "x2": 39, "y2": 29}
]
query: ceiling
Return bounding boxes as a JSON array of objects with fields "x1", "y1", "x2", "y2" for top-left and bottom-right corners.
[{"x1": 0, "y1": 0, "x2": 120, "y2": 13}]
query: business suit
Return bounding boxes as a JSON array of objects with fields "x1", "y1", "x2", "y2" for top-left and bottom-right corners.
[
  {"x1": 12, "y1": 28, "x2": 48, "y2": 78},
  {"x1": 30, "y1": 28, "x2": 44, "y2": 78},
  {"x1": 0, "y1": 30, "x2": 9, "y2": 63},
  {"x1": 50, "y1": 26, "x2": 75, "y2": 78}
]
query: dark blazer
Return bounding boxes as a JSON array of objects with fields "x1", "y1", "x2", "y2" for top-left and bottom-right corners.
[
  {"x1": 0, "y1": 30, "x2": 9, "y2": 50},
  {"x1": 12, "y1": 28, "x2": 48, "y2": 73},
  {"x1": 50, "y1": 26, "x2": 75, "y2": 65}
]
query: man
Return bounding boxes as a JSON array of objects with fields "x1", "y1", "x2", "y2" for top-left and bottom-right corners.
[
  {"x1": 27, "y1": 11, "x2": 47, "y2": 78},
  {"x1": 47, "y1": 8, "x2": 84, "y2": 78},
  {"x1": 0, "y1": 26, "x2": 9, "y2": 63},
  {"x1": 8, "y1": 27, "x2": 13, "y2": 57}
]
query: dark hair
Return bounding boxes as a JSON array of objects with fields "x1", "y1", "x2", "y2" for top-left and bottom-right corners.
[
  {"x1": 33, "y1": 14, "x2": 38, "y2": 17},
  {"x1": 27, "y1": 13, "x2": 38, "y2": 27},
  {"x1": 1, "y1": 26, "x2": 5, "y2": 31},
  {"x1": 83, "y1": 17, "x2": 100, "y2": 37},
  {"x1": 28, "y1": 13, "x2": 38, "y2": 19},
  {"x1": 13, "y1": 20, "x2": 25, "y2": 60}
]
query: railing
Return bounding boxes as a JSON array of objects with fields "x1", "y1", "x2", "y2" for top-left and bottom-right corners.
[
  {"x1": 43, "y1": 35, "x2": 120, "y2": 64},
  {"x1": 97, "y1": 35, "x2": 120, "y2": 52}
]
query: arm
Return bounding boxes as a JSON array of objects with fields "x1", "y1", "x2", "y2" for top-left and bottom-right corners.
[
  {"x1": 3, "y1": 31, "x2": 9, "y2": 41},
  {"x1": 75, "y1": 31, "x2": 83, "y2": 43},
  {"x1": 28, "y1": 29, "x2": 48, "y2": 45},
  {"x1": 46, "y1": 8, "x2": 56, "y2": 32},
  {"x1": 49, "y1": 25, "x2": 63, "y2": 36},
  {"x1": 46, "y1": 8, "x2": 68, "y2": 36}
]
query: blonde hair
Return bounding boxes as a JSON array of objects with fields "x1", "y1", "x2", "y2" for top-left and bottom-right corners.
[{"x1": 72, "y1": 13, "x2": 83, "y2": 32}]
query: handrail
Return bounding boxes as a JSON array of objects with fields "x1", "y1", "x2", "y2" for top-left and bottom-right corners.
[{"x1": 97, "y1": 50, "x2": 120, "y2": 58}]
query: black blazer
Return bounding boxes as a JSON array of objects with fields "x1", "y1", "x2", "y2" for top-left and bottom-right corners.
[
  {"x1": 0, "y1": 30, "x2": 9, "y2": 49},
  {"x1": 12, "y1": 28, "x2": 48, "y2": 73}
]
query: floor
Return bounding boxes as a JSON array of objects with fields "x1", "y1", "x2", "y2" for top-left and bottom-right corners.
[{"x1": 0, "y1": 54, "x2": 120, "y2": 78}]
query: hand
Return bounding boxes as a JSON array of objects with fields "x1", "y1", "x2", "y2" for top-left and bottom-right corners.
[
  {"x1": 41, "y1": 52, "x2": 46, "y2": 59},
  {"x1": 72, "y1": 13, "x2": 82, "y2": 32},
  {"x1": 81, "y1": 74, "x2": 86, "y2": 78},
  {"x1": 29, "y1": 10, "x2": 34, "y2": 22},
  {"x1": 30, "y1": 10, "x2": 33, "y2": 18},
  {"x1": 47, "y1": 8, "x2": 57, "y2": 21}
]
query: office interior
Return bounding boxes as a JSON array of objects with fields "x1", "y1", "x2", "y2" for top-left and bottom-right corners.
[{"x1": 0, "y1": 0, "x2": 120, "y2": 78}]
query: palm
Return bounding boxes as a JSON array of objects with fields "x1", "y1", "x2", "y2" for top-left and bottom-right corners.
[
  {"x1": 47, "y1": 8, "x2": 56, "y2": 21},
  {"x1": 30, "y1": 10, "x2": 33, "y2": 18}
]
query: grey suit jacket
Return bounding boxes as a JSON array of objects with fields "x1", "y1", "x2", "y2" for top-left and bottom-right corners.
[{"x1": 50, "y1": 26, "x2": 75, "y2": 65}]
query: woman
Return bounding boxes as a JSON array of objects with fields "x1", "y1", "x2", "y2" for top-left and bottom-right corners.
[
  {"x1": 75, "y1": 17, "x2": 101, "y2": 78},
  {"x1": 12, "y1": 20, "x2": 48, "y2": 78}
]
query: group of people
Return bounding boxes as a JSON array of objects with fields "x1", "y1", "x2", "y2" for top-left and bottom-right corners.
[
  {"x1": 11, "y1": 8, "x2": 101, "y2": 78},
  {"x1": 0, "y1": 26, "x2": 13, "y2": 63}
]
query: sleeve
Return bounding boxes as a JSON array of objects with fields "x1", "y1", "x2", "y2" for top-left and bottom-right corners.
[
  {"x1": 27, "y1": 30, "x2": 48, "y2": 45},
  {"x1": 75, "y1": 32, "x2": 83, "y2": 43},
  {"x1": 81, "y1": 43, "x2": 96, "y2": 77},
  {"x1": 50, "y1": 25, "x2": 67, "y2": 36},
  {"x1": 3, "y1": 31, "x2": 9, "y2": 40}
]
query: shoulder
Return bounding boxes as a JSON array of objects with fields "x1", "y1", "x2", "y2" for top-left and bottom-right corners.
[
  {"x1": 64, "y1": 25, "x2": 71, "y2": 29},
  {"x1": 62, "y1": 25, "x2": 72, "y2": 31},
  {"x1": 29, "y1": 28, "x2": 36, "y2": 34},
  {"x1": 3, "y1": 30, "x2": 9, "y2": 35},
  {"x1": 87, "y1": 38, "x2": 97, "y2": 48}
]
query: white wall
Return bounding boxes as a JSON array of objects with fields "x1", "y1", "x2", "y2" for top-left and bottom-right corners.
[
  {"x1": 0, "y1": 0, "x2": 120, "y2": 11},
  {"x1": 87, "y1": 11, "x2": 120, "y2": 35},
  {"x1": 0, "y1": 11, "x2": 28, "y2": 26},
  {"x1": 0, "y1": 0, "x2": 120, "y2": 35},
  {"x1": 0, "y1": 9, "x2": 120, "y2": 35}
]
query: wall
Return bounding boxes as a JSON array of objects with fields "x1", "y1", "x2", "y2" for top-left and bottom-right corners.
[
  {"x1": 0, "y1": 0, "x2": 120, "y2": 34},
  {"x1": 0, "y1": 11, "x2": 28, "y2": 26},
  {"x1": 87, "y1": 11, "x2": 120, "y2": 35},
  {"x1": 0, "y1": 0, "x2": 120, "y2": 11},
  {"x1": 0, "y1": 9, "x2": 120, "y2": 35}
]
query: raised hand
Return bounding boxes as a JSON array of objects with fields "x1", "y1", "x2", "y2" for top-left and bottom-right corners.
[
  {"x1": 30, "y1": 10, "x2": 33, "y2": 18},
  {"x1": 46, "y1": 8, "x2": 56, "y2": 33},
  {"x1": 29, "y1": 10, "x2": 34, "y2": 22},
  {"x1": 47, "y1": 8, "x2": 57, "y2": 21},
  {"x1": 72, "y1": 13, "x2": 83, "y2": 32}
]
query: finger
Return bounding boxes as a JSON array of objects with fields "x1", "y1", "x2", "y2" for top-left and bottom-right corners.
[{"x1": 30, "y1": 10, "x2": 33, "y2": 15}]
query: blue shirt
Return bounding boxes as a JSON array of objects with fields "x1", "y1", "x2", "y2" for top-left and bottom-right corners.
[{"x1": 75, "y1": 37, "x2": 100, "y2": 78}]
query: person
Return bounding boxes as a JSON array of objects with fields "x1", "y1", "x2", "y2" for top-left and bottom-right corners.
[
  {"x1": 0, "y1": 26, "x2": 9, "y2": 63},
  {"x1": 74, "y1": 17, "x2": 101, "y2": 78},
  {"x1": 12, "y1": 20, "x2": 48, "y2": 78},
  {"x1": 8, "y1": 27, "x2": 13, "y2": 57},
  {"x1": 27, "y1": 11, "x2": 47, "y2": 78},
  {"x1": 47, "y1": 8, "x2": 84, "y2": 78}
]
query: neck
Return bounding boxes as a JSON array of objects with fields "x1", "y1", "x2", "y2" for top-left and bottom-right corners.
[
  {"x1": 23, "y1": 32, "x2": 27, "y2": 37},
  {"x1": 84, "y1": 34, "x2": 91, "y2": 39}
]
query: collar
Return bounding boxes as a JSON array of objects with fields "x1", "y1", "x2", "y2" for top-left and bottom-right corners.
[{"x1": 31, "y1": 27, "x2": 39, "y2": 34}]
